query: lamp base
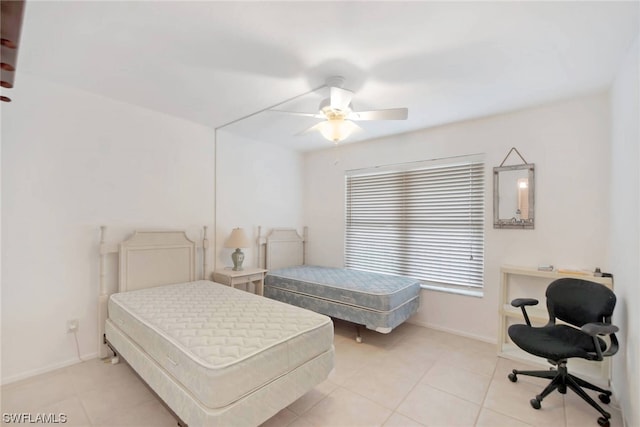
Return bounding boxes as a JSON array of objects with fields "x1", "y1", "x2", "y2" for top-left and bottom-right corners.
[{"x1": 231, "y1": 248, "x2": 245, "y2": 271}]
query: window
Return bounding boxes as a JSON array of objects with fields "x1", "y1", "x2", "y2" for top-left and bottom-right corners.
[{"x1": 345, "y1": 155, "x2": 485, "y2": 291}]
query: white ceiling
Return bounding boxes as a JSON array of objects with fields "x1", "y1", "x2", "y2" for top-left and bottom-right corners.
[{"x1": 16, "y1": 1, "x2": 639, "y2": 151}]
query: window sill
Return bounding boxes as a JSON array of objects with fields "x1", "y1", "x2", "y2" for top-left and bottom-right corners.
[{"x1": 420, "y1": 283, "x2": 484, "y2": 298}]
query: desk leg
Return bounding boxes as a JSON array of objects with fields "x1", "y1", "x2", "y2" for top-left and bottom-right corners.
[{"x1": 256, "y1": 278, "x2": 264, "y2": 296}]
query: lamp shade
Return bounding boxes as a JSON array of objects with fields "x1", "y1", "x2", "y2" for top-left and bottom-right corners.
[
  {"x1": 225, "y1": 228, "x2": 250, "y2": 249},
  {"x1": 317, "y1": 118, "x2": 359, "y2": 143}
]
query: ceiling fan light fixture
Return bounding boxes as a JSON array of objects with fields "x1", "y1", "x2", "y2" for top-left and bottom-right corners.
[
  {"x1": 273, "y1": 76, "x2": 408, "y2": 144},
  {"x1": 317, "y1": 118, "x2": 358, "y2": 143}
]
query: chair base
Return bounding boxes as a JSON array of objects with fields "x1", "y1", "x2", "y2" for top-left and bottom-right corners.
[{"x1": 508, "y1": 361, "x2": 613, "y2": 427}]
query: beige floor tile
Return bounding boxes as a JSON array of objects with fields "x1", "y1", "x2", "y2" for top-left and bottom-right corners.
[
  {"x1": 388, "y1": 322, "x2": 429, "y2": 339},
  {"x1": 327, "y1": 362, "x2": 364, "y2": 386},
  {"x1": 564, "y1": 387, "x2": 623, "y2": 427},
  {"x1": 420, "y1": 360, "x2": 492, "y2": 404},
  {"x1": 493, "y1": 357, "x2": 555, "y2": 388},
  {"x1": 336, "y1": 330, "x2": 396, "y2": 354},
  {"x1": 483, "y1": 378, "x2": 565, "y2": 426},
  {"x1": 396, "y1": 383, "x2": 480, "y2": 426},
  {"x1": 342, "y1": 365, "x2": 421, "y2": 410},
  {"x1": 95, "y1": 399, "x2": 176, "y2": 426},
  {"x1": 287, "y1": 417, "x2": 316, "y2": 427},
  {"x1": 288, "y1": 379, "x2": 339, "y2": 415},
  {"x1": 398, "y1": 328, "x2": 454, "y2": 346},
  {"x1": 302, "y1": 387, "x2": 393, "y2": 427},
  {"x1": 66, "y1": 358, "x2": 137, "y2": 394},
  {"x1": 475, "y1": 407, "x2": 533, "y2": 426},
  {"x1": 80, "y1": 374, "x2": 157, "y2": 424},
  {"x1": 328, "y1": 340, "x2": 382, "y2": 385},
  {"x1": 384, "y1": 336, "x2": 450, "y2": 366},
  {"x1": 368, "y1": 350, "x2": 436, "y2": 381},
  {"x1": 261, "y1": 407, "x2": 299, "y2": 427},
  {"x1": 37, "y1": 396, "x2": 91, "y2": 427},
  {"x1": 436, "y1": 332, "x2": 496, "y2": 355},
  {"x1": 382, "y1": 412, "x2": 426, "y2": 427},
  {"x1": 336, "y1": 333, "x2": 389, "y2": 356},
  {"x1": 0, "y1": 369, "x2": 76, "y2": 413},
  {"x1": 356, "y1": 328, "x2": 406, "y2": 349},
  {"x1": 402, "y1": 327, "x2": 452, "y2": 343},
  {"x1": 437, "y1": 347, "x2": 498, "y2": 377}
]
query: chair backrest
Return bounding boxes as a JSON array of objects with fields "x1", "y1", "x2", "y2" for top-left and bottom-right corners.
[{"x1": 546, "y1": 278, "x2": 616, "y2": 327}]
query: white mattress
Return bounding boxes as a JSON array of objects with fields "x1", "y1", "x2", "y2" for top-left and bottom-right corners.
[{"x1": 107, "y1": 280, "x2": 334, "y2": 409}]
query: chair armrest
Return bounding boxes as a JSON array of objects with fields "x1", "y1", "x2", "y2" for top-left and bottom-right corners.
[
  {"x1": 511, "y1": 298, "x2": 538, "y2": 308},
  {"x1": 510, "y1": 298, "x2": 538, "y2": 327},
  {"x1": 581, "y1": 322, "x2": 619, "y2": 336},
  {"x1": 582, "y1": 322, "x2": 620, "y2": 361}
]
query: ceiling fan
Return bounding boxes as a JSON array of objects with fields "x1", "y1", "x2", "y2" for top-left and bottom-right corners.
[{"x1": 272, "y1": 76, "x2": 408, "y2": 143}]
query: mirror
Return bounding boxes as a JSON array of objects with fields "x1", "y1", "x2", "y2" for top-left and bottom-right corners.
[{"x1": 493, "y1": 163, "x2": 535, "y2": 229}]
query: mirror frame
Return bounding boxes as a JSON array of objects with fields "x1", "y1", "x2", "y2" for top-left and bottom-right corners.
[{"x1": 493, "y1": 163, "x2": 535, "y2": 229}]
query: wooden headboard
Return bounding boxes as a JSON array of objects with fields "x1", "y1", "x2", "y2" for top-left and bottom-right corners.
[
  {"x1": 258, "y1": 227, "x2": 307, "y2": 270},
  {"x1": 98, "y1": 226, "x2": 209, "y2": 357},
  {"x1": 119, "y1": 230, "x2": 196, "y2": 292}
]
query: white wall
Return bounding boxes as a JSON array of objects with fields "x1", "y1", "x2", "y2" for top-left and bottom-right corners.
[
  {"x1": 303, "y1": 93, "x2": 611, "y2": 342},
  {"x1": 609, "y1": 36, "x2": 639, "y2": 427},
  {"x1": 215, "y1": 130, "x2": 304, "y2": 270},
  {"x1": 1, "y1": 75, "x2": 215, "y2": 384}
]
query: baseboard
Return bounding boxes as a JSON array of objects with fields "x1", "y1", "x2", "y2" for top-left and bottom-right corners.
[
  {"x1": 1, "y1": 352, "x2": 98, "y2": 386},
  {"x1": 407, "y1": 319, "x2": 496, "y2": 345}
]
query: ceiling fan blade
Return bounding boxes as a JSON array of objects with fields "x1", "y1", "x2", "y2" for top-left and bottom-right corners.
[
  {"x1": 330, "y1": 87, "x2": 353, "y2": 111},
  {"x1": 296, "y1": 122, "x2": 324, "y2": 135},
  {"x1": 348, "y1": 108, "x2": 408, "y2": 121},
  {"x1": 268, "y1": 110, "x2": 325, "y2": 119}
]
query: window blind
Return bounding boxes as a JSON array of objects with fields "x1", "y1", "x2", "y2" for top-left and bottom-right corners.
[{"x1": 345, "y1": 159, "x2": 485, "y2": 288}]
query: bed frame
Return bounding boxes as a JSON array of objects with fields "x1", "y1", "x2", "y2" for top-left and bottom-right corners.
[{"x1": 98, "y1": 226, "x2": 333, "y2": 426}]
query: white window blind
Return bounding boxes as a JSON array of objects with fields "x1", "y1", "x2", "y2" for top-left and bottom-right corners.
[{"x1": 345, "y1": 158, "x2": 485, "y2": 288}]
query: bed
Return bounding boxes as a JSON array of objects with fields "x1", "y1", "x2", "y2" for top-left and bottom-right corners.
[
  {"x1": 259, "y1": 228, "x2": 421, "y2": 341},
  {"x1": 98, "y1": 227, "x2": 334, "y2": 427}
]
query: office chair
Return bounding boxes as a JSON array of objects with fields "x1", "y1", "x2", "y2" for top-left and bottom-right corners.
[{"x1": 507, "y1": 278, "x2": 618, "y2": 427}]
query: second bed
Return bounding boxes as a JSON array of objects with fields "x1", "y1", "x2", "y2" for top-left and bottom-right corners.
[{"x1": 260, "y1": 228, "x2": 421, "y2": 338}]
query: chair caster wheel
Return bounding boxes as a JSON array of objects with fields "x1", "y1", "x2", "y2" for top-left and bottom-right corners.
[
  {"x1": 530, "y1": 398, "x2": 541, "y2": 409},
  {"x1": 599, "y1": 393, "x2": 611, "y2": 404},
  {"x1": 508, "y1": 373, "x2": 517, "y2": 382},
  {"x1": 597, "y1": 416, "x2": 610, "y2": 427}
]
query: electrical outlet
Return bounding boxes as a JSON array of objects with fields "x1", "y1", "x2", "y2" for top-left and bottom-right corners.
[{"x1": 67, "y1": 319, "x2": 79, "y2": 333}]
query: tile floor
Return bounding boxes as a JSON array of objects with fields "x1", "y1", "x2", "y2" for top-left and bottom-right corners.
[{"x1": 1, "y1": 320, "x2": 624, "y2": 427}]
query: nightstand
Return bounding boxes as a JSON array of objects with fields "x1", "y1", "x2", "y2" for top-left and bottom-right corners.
[{"x1": 212, "y1": 267, "x2": 267, "y2": 296}]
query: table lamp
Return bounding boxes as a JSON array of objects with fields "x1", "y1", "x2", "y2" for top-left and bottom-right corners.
[{"x1": 225, "y1": 228, "x2": 250, "y2": 271}]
